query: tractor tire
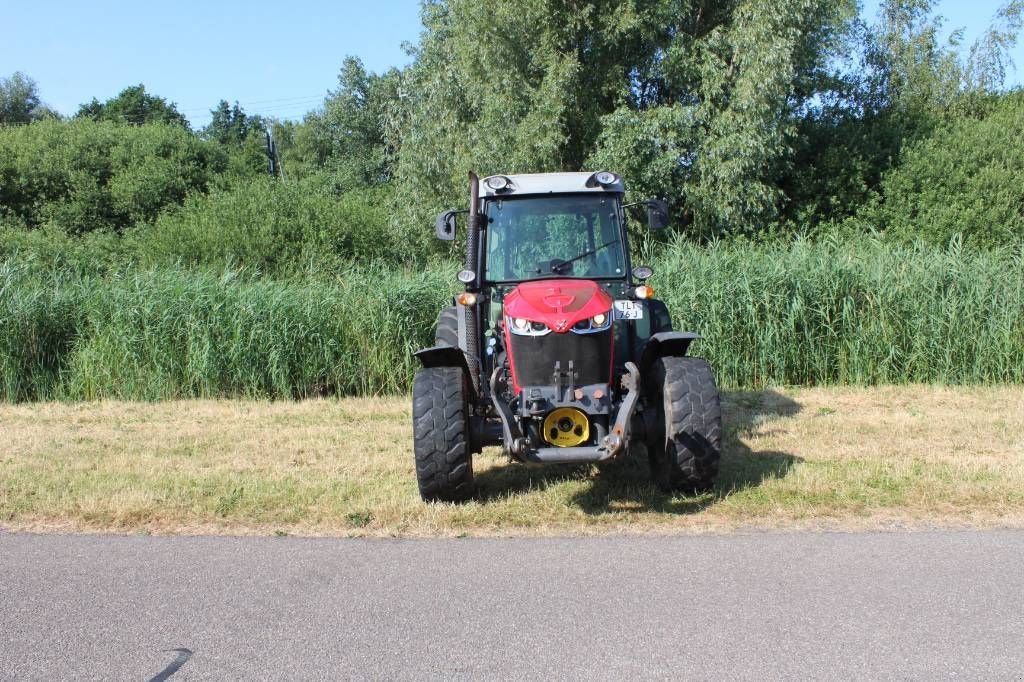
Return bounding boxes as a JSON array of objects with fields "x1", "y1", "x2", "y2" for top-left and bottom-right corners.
[
  {"x1": 434, "y1": 305, "x2": 480, "y2": 393},
  {"x1": 646, "y1": 356, "x2": 721, "y2": 493},
  {"x1": 435, "y1": 306, "x2": 460, "y2": 348},
  {"x1": 412, "y1": 366, "x2": 474, "y2": 502}
]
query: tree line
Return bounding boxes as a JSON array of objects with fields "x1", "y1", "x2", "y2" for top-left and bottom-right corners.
[{"x1": 2, "y1": 0, "x2": 1023, "y2": 249}]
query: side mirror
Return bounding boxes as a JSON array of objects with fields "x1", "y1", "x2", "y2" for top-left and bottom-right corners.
[
  {"x1": 435, "y1": 210, "x2": 457, "y2": 241},
  {"x1": 646, "y1": 199, "x2": 669, "y2": 230}
]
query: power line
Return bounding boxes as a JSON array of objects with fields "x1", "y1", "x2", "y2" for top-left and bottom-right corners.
[{"x1": 177, "y1": 95, "x2": 325, "y2": 114}]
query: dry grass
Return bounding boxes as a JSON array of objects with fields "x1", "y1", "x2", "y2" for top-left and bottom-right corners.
[{"x1": 2, "y1": 386, "x2": 1023, "y2": 536}]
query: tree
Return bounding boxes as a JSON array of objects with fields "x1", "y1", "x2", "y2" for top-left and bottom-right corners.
[
  {"x1": 871, "y1": 90, "x2": 1024, "y2": 245},
  {"x1": 396, "y1": 0, "x2": 659, "y2": 213},
  {"x1": 297, "y1": 57, "x2": 403, "y2": 189},
  {"x1": 0, "y1": 72, "x2": 42, "y2": 125},
  {"x1": 393, "y1": 0, "x2": 858, "y2": 238},
  {"x1": 782, "y1": 0, "x2": 1024, "y2": 230},
  {"x1": 204, "y1": 100, "x2": 265, "y2": 146},
  {"x1": 75, "y1": 85, "x2": 189, "y2": 128}
]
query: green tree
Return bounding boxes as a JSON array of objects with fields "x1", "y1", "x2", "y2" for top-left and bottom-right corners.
[
  {"x1": 395, "y1": 0, "x2": 662, "y2": 215},
  {"x1": 0, "y1": 119, "x2": 227, "y2": 233},
  {"x1": 395, "y1": 0, "x2": 857, "y2": 238},
  {"x1": 204, "y1": 100, "x2": 266, "y2": 146},
  {"x1": 296, "y1": 57, "x2": 403, "y2": 189},
  {"x1": 0, "y1": 72, "x2": 42, "y2": 125},
  {"x1": 780, "y1": 0, "x2": 1023, "y2": 231},
  {"x1": 870, "y1": 90, "x2": 1024, "y2": 245},
  {"x1": 76, "y1": 85, "x2": 189, "y2": 128}
]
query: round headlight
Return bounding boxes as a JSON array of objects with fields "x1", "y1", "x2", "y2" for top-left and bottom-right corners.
[
  {"x1": 513, "y1": 317, "x2": 529, "y2": 331},
  {"x1": 485, "y1": 176, "x2": 510, "y2": 191},
  {"x1": 457, "y1": 269, "x2": 476, "y2": 284},
  {"x1": 530, "y1": 321, "x2": 547, "y2": 332},
  {"x1": 592, "y1": 313, "x2": 607, "y2": 326},
  {"x1": 594, "y1": 171, "x2": 619, "y2": 186}
]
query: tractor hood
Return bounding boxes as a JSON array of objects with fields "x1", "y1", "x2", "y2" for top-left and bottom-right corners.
[{"x1": 503, "y1": 279, "x2": 614, "y2": 333}]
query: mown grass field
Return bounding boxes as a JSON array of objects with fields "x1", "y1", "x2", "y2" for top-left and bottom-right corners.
[{"x1": 2, "y1": 386, "x2": 1022, "y2": 536}]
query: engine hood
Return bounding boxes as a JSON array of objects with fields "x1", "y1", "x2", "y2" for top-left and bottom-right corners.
[{"x1": 503, "y1": 279, "x2": 614, "y2": 333}]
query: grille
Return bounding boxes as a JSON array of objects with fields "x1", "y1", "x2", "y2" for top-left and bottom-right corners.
[{"x1": 508, "y1": 329, "x2": 612, "y2": 388}]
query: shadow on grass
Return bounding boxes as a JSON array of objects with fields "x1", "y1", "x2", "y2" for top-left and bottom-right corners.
[{"x1": 474, "y1": 388, "x2": 804, "y2": 514}]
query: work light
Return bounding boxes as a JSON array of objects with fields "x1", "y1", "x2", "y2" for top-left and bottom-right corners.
[{"x1": 484, "y1": 176, "x2": 511, "y2": 191}]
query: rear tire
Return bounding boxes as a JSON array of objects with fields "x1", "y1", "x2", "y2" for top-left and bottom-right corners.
[
  {"x1": 412, "y1": 366, "x2": 474, "y2": 502},
  {"x1": 646, "y1": 356, "x2": 721, "y2": 493}
]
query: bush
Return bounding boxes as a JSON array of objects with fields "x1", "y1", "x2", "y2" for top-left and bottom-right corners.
[
  {"x1": 131, "y1": 178, "x2": 419, "y2": 274},
  {"x1": 869, "y1": 92, "x2": 1024, "y2": 246},
  {"x1": 0, "y1": 119, "x2": 229, "y2": 233}
]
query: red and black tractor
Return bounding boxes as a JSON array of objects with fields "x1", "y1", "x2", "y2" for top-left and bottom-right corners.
[{"x1": 412, "y1": 171, "x2": 721, "y2": 502}]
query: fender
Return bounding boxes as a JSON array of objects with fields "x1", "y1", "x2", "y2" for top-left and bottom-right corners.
[
  {"x1": 413, "y1": 345, "x2": 479, "y2": 401},
  {"x1": 638, "y1": 331, "x2": 701, "y2": 373}
]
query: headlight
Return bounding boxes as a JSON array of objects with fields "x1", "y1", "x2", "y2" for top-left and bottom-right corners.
[
  {"x1": 508, "y1": 316, "x2": 550, "y2": 336},
  {"x1": 569, "y1": 311, "x2": 612, "y2": 334}
]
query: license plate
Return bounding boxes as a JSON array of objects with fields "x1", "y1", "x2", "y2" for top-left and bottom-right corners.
[{"x1": 614, "y1": 300, "x2": 644, "y2": 320}]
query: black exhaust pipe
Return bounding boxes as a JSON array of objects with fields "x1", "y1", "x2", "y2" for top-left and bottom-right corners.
[{"x1": 463, "y1": 173, "x2": 482, "y2": 392}]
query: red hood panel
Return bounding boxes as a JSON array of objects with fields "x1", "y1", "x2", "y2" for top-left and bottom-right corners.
[{"x1": 503, "y1": 279, "x2": 614, "y2": 333}]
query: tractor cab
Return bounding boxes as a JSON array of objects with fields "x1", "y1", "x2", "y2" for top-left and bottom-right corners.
[{"x1": 413, "y1": 172, "x2": 720, "y2": 502}]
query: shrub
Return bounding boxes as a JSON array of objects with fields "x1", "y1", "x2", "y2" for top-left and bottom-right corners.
[
  {"x1": 0, "y1": 119, "x2": 229, "y2": 233},
  {"x1": 132, "y1": 178, "x2": 420, "y2": 273},
  {"x1": 869, "y1": 92, "x2": 1024, "y2": 246}
]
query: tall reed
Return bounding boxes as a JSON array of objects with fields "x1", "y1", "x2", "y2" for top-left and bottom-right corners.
[{"x1": 2, "y1": 237, "x2": 1021, "y2": 401}]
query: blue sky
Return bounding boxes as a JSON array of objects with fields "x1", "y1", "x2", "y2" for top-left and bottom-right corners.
[{"x1": 3, "y1": 1, "x2": 1021, "y2": 128}]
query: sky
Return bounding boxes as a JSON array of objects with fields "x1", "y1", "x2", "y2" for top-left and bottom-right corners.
[{"x1": 3, "y1": 0, "x2": 1021, "y2": 129}]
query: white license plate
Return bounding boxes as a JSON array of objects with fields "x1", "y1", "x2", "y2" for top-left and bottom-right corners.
[{"x1": 614, "y1": 300, "x2": 644, "y2": 320}]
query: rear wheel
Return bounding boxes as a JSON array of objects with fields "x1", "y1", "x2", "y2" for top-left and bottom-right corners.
[
  {"x1": 646, "y1": 356, "x2": 721, "y2": 493},
  {"x1": 412, "y1": 366, "x2": 474, "y2": 502}
]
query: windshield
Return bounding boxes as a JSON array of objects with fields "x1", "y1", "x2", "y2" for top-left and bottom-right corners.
[{"x1": 483, "y1": 195, "x2": 626, "y2": 282}]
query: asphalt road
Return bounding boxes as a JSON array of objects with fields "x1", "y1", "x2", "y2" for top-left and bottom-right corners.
[{"x1": 2, "y1": 530, "x2": 1023, "y2": 680}]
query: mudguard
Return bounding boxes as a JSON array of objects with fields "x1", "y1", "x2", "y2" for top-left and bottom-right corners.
[
  {"x1": 638, "y1": 331, "x2": 701, "y2": 373},
  {"x1": 413, "y1": 345, "x2": 478, "y2": 401}
]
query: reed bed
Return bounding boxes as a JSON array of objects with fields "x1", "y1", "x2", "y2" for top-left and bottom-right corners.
[{"x1": 1, "y1": 238, "x2": 1022, "y2": 402}]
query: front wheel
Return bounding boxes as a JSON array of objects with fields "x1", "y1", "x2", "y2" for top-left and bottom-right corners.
[
  {"x1": 412, "y1": 366, "x2": 474, "y2": 502},
  {"x1": 646, "y1": 357, "x2": 722, "y2": 493}
]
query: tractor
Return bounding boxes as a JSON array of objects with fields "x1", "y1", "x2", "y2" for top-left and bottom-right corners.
[{"x1": 412, "y1": 171, "x2": 721, "y2": 502}]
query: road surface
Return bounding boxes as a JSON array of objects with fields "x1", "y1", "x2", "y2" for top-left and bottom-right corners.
[{"x1": 2, "y1": 530, "x2": 1022, "y2": 680}]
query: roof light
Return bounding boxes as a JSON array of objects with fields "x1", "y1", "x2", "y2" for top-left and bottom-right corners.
[
  {"x1": 484, "y1": 176, "x2": 511, "y2": 191},
  {"x1": 594, "y1": 171, "x2": 619, "y2": 185}
]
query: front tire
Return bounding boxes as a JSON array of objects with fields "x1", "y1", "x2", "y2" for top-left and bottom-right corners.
[
  {"x1": 412, "y1": 366, "x2": 474, "y2": 502},
  {"x1": 646, "y1": 357, "x2": 722, "y2": 493}
]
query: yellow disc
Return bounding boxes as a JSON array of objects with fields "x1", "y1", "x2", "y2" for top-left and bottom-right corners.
[{"x1": 542, "y1": 407, "x2": 590, "y2": 447}]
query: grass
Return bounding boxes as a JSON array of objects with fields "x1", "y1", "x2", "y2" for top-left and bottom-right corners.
[
  {"x1": 3, "y1": 237, "x2": 1022, "y2": 402},
  {"x1": 2, "y1": 386, "x2": 1022, "y2": 536}
]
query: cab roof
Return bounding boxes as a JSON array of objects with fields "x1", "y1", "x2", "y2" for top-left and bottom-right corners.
[{"x1": 480, "y1": 172, "x2": 625, "y2": 197}]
